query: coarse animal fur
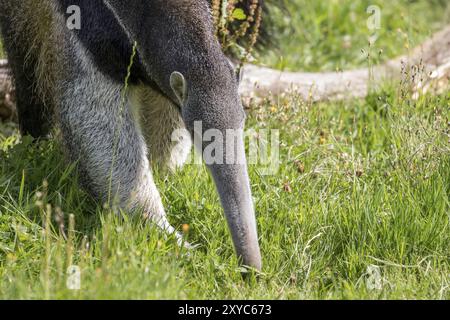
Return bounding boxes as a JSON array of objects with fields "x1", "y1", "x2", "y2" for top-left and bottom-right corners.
[{"x1": 0, "y1": 0, "x2": 262, "y2": 270}]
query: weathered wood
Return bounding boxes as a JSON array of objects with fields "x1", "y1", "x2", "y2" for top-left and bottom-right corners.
[{"x1": 239, "y1": 25, "x2": 450, "y2": 101}]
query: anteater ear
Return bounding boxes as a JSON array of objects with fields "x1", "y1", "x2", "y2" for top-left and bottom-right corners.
[{"x1": 170, "y1": 71, "x2": 187, "y2": 106}]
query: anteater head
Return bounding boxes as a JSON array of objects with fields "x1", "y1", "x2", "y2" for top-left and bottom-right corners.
[{"x1": 105, "y1": 0, "x2": 262, "y2": 271}]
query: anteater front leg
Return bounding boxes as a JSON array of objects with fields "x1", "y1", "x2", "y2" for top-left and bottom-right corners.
[{"x1": 56, "y1": 61, "x2": 188, "y2": 247}]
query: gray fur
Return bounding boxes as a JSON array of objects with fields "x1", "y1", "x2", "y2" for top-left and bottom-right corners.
[
  {"x1": 0, "y1": 0, "x2": 262, "y2": 270},
  {"x1": 129, "y1": 84, "x2": 192, "y2": 170}
]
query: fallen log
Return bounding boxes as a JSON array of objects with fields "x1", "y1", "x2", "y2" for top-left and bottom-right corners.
[{"x1": 239, "y1": 25, "x2": 450, "y2": 101}]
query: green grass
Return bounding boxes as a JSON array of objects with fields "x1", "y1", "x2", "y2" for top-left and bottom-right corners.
[
  {"x1": 0, "y1": 0, "x2": 449, "y2": 300},
  {"x1": 1, "y1": 85, "x2": 449, "y2": 299},
  {"x1": 262, "y1": 0, "x2": 450, "y2": 71}
]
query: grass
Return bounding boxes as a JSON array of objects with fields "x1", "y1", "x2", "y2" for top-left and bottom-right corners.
[
  {"x1": 0, "y1": 1, "x2": 449, "y2": 299},
  {"x1": 262, "y1": 0, "x2": 450, "y2": 71},
  {"x1": 1, "y1": 85, "x2": 449, "y2": 299}
]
